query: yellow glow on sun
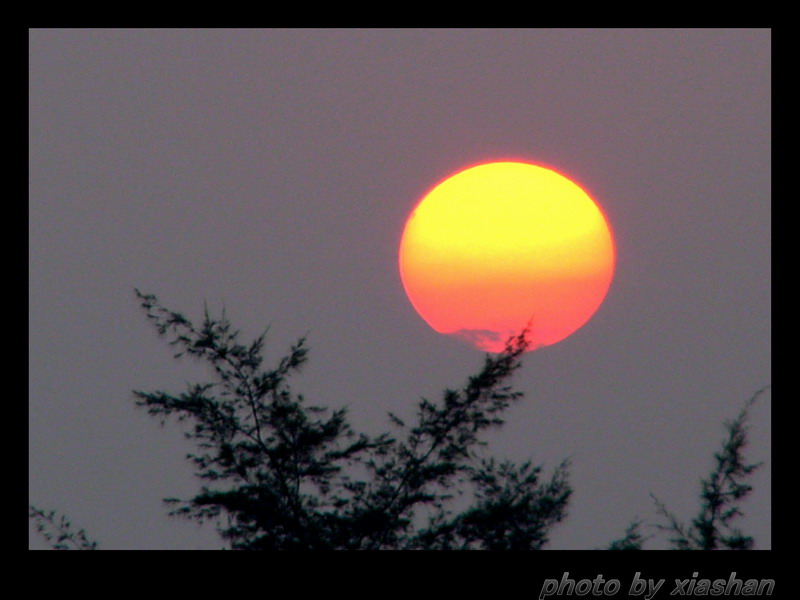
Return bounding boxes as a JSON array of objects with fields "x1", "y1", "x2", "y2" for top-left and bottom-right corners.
[{"x1": 399, "y1": 161, "x2": 615, "y2": 352}]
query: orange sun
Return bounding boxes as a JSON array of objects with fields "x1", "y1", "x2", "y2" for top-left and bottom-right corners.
[{"x1": 398, "y1": 161, "x2": 615, "y2": 352}]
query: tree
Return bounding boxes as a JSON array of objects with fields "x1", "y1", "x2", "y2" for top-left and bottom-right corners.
[
  {"x1": 28, "y1": 506, "x2": 98, "y2": 550},
  {"x1": 607, "y1": 386, "x2": 769, "y2": 550},
  {"x1": 30, "y1": 290, "x2": 767, "y2": 550},
  {"x1": 650, "y1": 387, "x2": 768, "y2": 550},
  {"x1": 127, "y1": 290, "x2": 570, "y2": 549}
]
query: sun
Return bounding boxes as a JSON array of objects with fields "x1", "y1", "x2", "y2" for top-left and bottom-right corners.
[{"x1": 398, "y1": 161, "x2": 615, "y2": 352}]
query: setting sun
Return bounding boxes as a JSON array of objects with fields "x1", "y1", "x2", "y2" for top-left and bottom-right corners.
[{"x1": 399, "y1": 161, "x2": 615, "y2": 352}]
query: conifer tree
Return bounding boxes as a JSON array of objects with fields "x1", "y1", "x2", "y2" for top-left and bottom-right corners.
[
  {"x1": 128, "y1": 290, "x2": 571, "y2": 549},
  {"x1": 608, "y1": 387, "x2": 768, "y2": 550},
  {"x1": 30, "y1": 291, "x2": 767, "y2": 550},
  {"x1": 28, "y1": 506, "x2": 98, "y2": 550}
]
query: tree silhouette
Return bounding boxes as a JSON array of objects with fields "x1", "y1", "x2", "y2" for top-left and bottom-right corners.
[
  {"x1": 30, "y1": 291, "x2": 767, "y2": 550},
  {"x1": 127, "y1": 290, "x2": 570, "y2": 549},
  {"x1": 649, "y1": 387, "x2": 768, "y2": 550},
  {"x1": 607, "y1": 386, "x2": 769, "y2": 550},
  {"x1": 28, "y1": 505, "x2": 98, "y2": 550}
]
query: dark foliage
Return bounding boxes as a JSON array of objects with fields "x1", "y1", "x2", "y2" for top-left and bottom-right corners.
[
  {"x1": 28, "y1": 505, "x2": 98, "y2": 550},
  {"x1": 608, "y1": 386, "x2": 769, "y2": 550},
  {"x1": 606, "y1": 519, "x2": 648, "y2": 550},
  {"x1": 30, "y1": 290, "x2": 767, "y2": 551},
  {"x1": 128, "y1": 290, "x2": 570, "y2": 549}
]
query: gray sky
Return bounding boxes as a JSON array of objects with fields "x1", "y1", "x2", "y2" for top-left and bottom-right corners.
[{"x1": 29, "y1": 28, "x2": 770, "y2": 550}]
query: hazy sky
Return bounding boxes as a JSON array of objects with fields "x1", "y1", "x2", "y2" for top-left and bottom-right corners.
[{"x1": 29, "y1": 28, "x2": 770, "y2": 550}]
